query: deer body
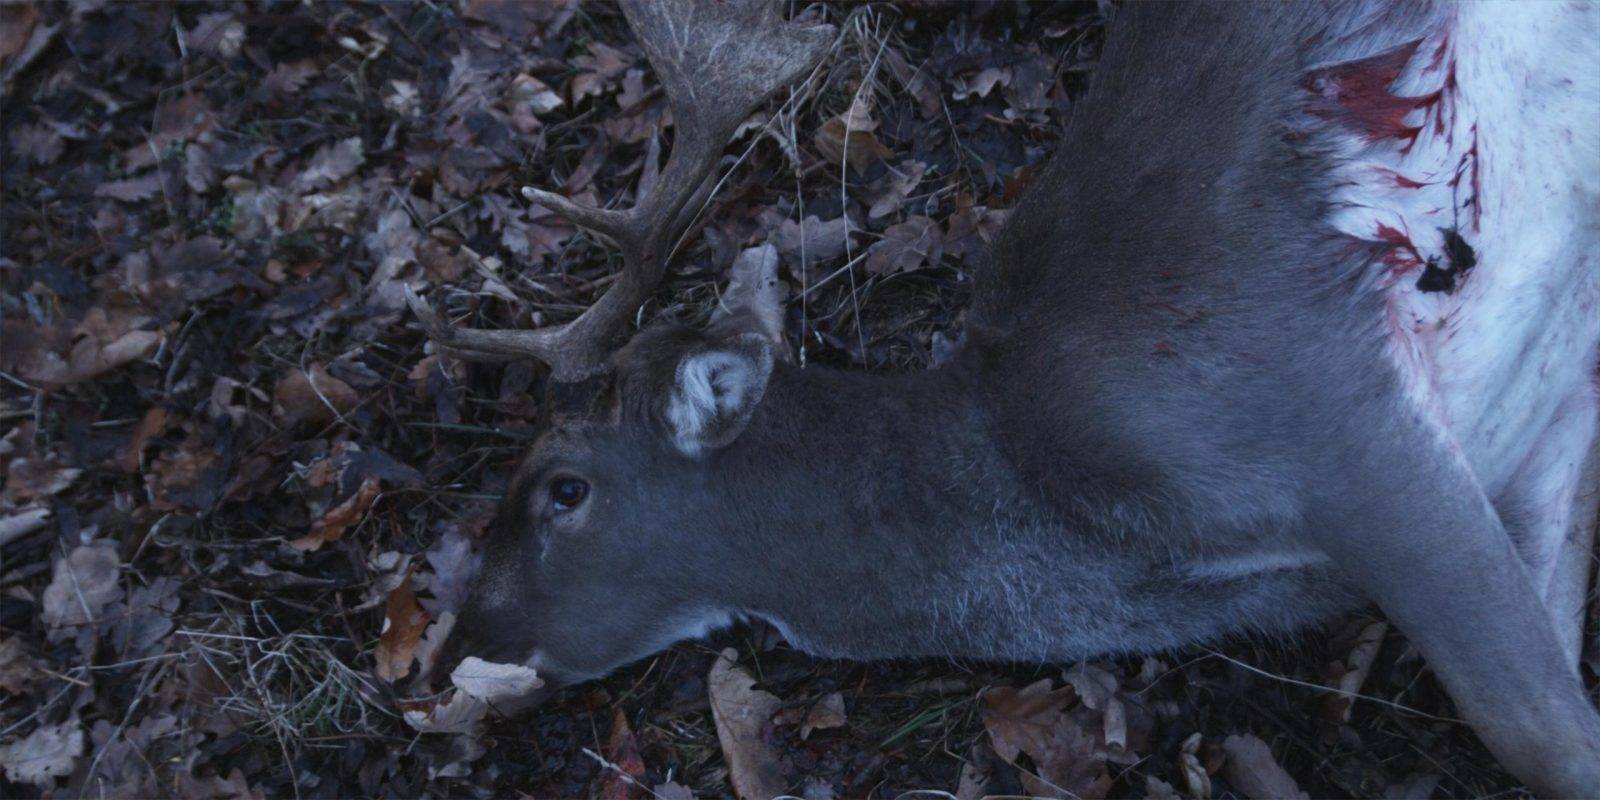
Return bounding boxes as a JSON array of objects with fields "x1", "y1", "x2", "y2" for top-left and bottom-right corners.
[{"x1": 425, "y1": 1, "x2": 1600, "y2": 793}]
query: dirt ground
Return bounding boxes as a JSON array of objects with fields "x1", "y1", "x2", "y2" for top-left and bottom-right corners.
[{"x1": 1, "y1": 1, "x2": 1592, "y2": 798}]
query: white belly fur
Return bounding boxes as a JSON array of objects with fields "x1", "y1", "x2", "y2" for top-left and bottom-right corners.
[{"x1": 1318, "y1": 1, "x2": 1600, "y2": 651}]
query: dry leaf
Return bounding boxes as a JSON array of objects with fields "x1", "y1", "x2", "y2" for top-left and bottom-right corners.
[
  {"x1": 404, "y1": 691, "x2": 489, "y2": 735},
  {"x1": 982, "y1": 679, "x2": 1112, "y2": 799},
  {"x1": 272, "y1": 364, "x2": 360, "y2": 425},
  {"x1": 800, "y1": 692, "x2": 847, "y2": 740},
  {"x1": 1178, "y1": 732, "x2": 1211, "y2": 799},
  {"x1": 865, "y1": 215, "x2": 943, "y2": 275},
  {"x1": 2, "y1": 457, "x2": 82, "y2": 503},
  {"x1": 95, "y1": 173, "x2": 163, "y2": 202},
  {"x1": 867, "y1": 161, "x2": 927, "y2": 219},
  {"x1": 186, "y1": 12, "x2": 245, "y2": 58},
  {"x1": 598, "y1": 708, "x2": 647, "y2": 800},
  {"x1": 708, "y1": 648, "x2": 786, "y2": 800},
  {"x1": 450, "y1": 656, "x2": 543, "y2": 702},
  {"x1": 122, "y1": 406, "x2": 169, "y2": 473},
  {"x1": 0, "y1": 721, "x2": 84, "y2": 785},
  {"x1": 374, "y1": 571, "x2": 431, "y2": 682},
  {"x1": 294, "y1": 137, "x2": 364, "y2": 191},
  {"x1": 813, "y1": 96, "x2": 893, "y2": 175},
  {"x1": 40, "y1": 540, "x2": 122, "y2": 631},
  {"x1": 772, "y1": 215, "x2": 853, "y2": 268},
  {"x1": 1221, "y1": 734, "x2": 1309, "y2": 800},
  {"x1": 1324, "y1": 619, "x2": 1388, "y2": 723},
  {"x1": 0, "y1": 636, "x2": 40, "y2": 694},
  {"x1": 290, "y1": 475, "x2": 380, "y2": 551},
  {"x1": 8, "y1": 123, "x2": 63, "y2": 165}
]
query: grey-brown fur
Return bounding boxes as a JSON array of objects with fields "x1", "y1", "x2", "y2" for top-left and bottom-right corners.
[{"x1": 437, "y1": 3, "x2": 1600, "y2": 793}]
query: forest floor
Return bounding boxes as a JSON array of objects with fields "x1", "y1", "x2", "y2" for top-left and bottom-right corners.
[{"x1": 1, "y1": 1, "x2": 1590, "y2": 798}]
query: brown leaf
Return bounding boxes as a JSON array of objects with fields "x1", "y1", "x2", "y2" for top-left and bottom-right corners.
[
  {"x1": 290, "y1": 475, "x2": 380, "y2": 551},
  {"x1": 0, "y1": 636, "x2": 41, "y2": 694},
  {"x1": 122, "y1": 407, "x2": 169, "y2": 473},
  {"x1": 186, "y1": 12, "x2": 245, "y2": 58},
  {"x1": 867, "y1": 161, "x2": 927, "y2": 219},
  {"x1": 0, "y1": 721, "x2": 84, "y2": 786},
  {"x1": 1323, "y1": 619, "x2": 1388, "y2": 723},
  {"x1": 865, "y1": 216, "x2": 943, "y2": 275},
  {"x1": 262, "y1": 59, "x2": 318, "y2": 96},
  {"x1": 981, "y1": 678, "x2": 1074, "y2": 763},
  {"x1": 272, "y1": 364, "x2": 360, "y2": 425},
  {"x1": 772, "y1": 215, "x2": 853, "y2": 267},
  {"x1": 374, "y1": 570, "x2": 430, "y2": 682},
  {"x1": 1221, "y1": 734, "x2": 1309, "y2": 800},
  {"x1": 293, "y1": 137, "x2": 364, "y2": 192},
  {"x1": 2, "y1": 457, "x2": 82, "y2": 503},
  {"x1": 403, "y1": 691, "x2": 489, "y2": 735},
  {"x1": 95, "y1": 173, "x2": 163, "y2": 202},
  {"x1": 708, "y1": 648, "x2": 786, "y2": 800},
  {"x1": 0, "y1": 4, "x2": 38, "y2": 63},
  {"x1": 598, "y1": 708, "x2": 647, "y2": 800},
  {"x1": 982, "y1": 679, "x2": 1112, "y2": 799},
  {"x1": 800, "y1": 692, "x2": 847, "y2": 740},
  {"x1": 813, "y1": 96, "x2": 893, "y2": 174}
]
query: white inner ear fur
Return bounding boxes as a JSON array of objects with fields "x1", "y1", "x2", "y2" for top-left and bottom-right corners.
[{"x1": 668, "y1": 348, "x2": 759, "y2": 456}]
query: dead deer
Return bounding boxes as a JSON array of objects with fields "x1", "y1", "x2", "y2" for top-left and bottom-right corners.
[{"x1": 411, "y1": 1, "x2": 1600, "y2": 793}]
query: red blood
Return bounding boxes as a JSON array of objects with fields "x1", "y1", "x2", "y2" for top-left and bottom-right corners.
[{"x1": 1305, "y1": 40, "x2": 1426, "y2": 145}]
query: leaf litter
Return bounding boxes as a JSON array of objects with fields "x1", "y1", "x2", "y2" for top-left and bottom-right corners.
[{"x1": 0, "y1": 1, "x2": 1547, "y2": 797}]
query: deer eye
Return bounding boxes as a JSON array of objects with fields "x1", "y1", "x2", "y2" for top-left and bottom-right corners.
[{"x1": 548, "y1": 477, "x2": 589, "y2": 514}]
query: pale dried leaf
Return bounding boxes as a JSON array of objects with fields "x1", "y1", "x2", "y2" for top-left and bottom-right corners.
[
  {"x1": 95, "y1": 173, "x2": 163, "y2": 202},
  {"x1": 404, "y1": 691, "x2": 489, "y2": 735},
  {"x1": 800, "y1": 691, "x2": 847, "y2": 739},
  {"x1": 0, "y1": 721, "x2": 84, "y2": 785},
  {"x1": 708, "y1": 648, "x2": 786, "y2": 800},
  {"x1": 41, "y1": 540, "x2": 122, "y2": 631},
  {"x1": 294, "y1": 137, "x2": 364, "y2": 191},
  {"x1": 450, "y1": 657, "x2": 543, "y2": 702},
  {"x1": 1221, "y1": 734, "x2": 1309, "y2": 800}
]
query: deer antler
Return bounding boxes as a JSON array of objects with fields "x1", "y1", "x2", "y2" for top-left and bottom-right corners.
[{"x1": 407, "y1": 0, "x2": 834, "y2": 381}]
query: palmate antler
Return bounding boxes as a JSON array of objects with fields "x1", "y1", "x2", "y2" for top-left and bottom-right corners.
[{"x1": 407, "y1": 0, "x2": 834, "y2": 381}]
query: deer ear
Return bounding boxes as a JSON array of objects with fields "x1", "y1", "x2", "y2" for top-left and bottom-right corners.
[{"x1": 665, "y1": 333, "x2": 773, "y2": 455}]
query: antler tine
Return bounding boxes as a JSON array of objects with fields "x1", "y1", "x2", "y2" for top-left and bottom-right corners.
[{"x1": 409, "y1": 0, "x2": 834, "y2": 381}]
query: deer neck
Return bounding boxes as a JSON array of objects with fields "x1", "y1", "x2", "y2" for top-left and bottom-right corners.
[{"x1": 696, "y1": 360, "x2": 1041, "y2": 656}]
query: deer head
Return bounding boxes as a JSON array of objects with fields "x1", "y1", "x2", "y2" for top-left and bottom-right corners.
[{"x1": 415, "y1": 1, "x2": 832, "y2": 688}]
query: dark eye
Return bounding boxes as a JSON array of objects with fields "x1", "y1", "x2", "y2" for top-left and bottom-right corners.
[{"x1": 548, "y1": 477, "x2": 589, "y2": 514}]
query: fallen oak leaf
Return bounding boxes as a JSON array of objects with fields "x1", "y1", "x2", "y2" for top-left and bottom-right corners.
[
  {"x1": 403, "y1": 691, "x2": 489, "y2": 735},
  {"x1": 374, "y1": 569, "x2": 431, "y2": 682},
  {"x1": 708, "y1": 648, "x2": 786, "y2": 800},
  {"x1": 272, "y1": 363, "x2": 359, "y2": 425},
  {"x1": 0, "y1": 721, "x2": 84, "y2": 786},
  {"x1": 289, "y1": 476, "x2": 380, "y2": 551},
  {"x1": 800, "y1": 691, "x2": 847, "y2": 740},
  {"x1": 597, "y1": 708, "x2": 647, "y2": 800},
  {"x1": 94, "y1": 173, "x2": 163, "y2": 202},
  {"x1": 450, "y1": 656, "x2": 543, "y2": 703},
  {"x1": 40, "y1": 540, "x2": 122, "y2": 632}
]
